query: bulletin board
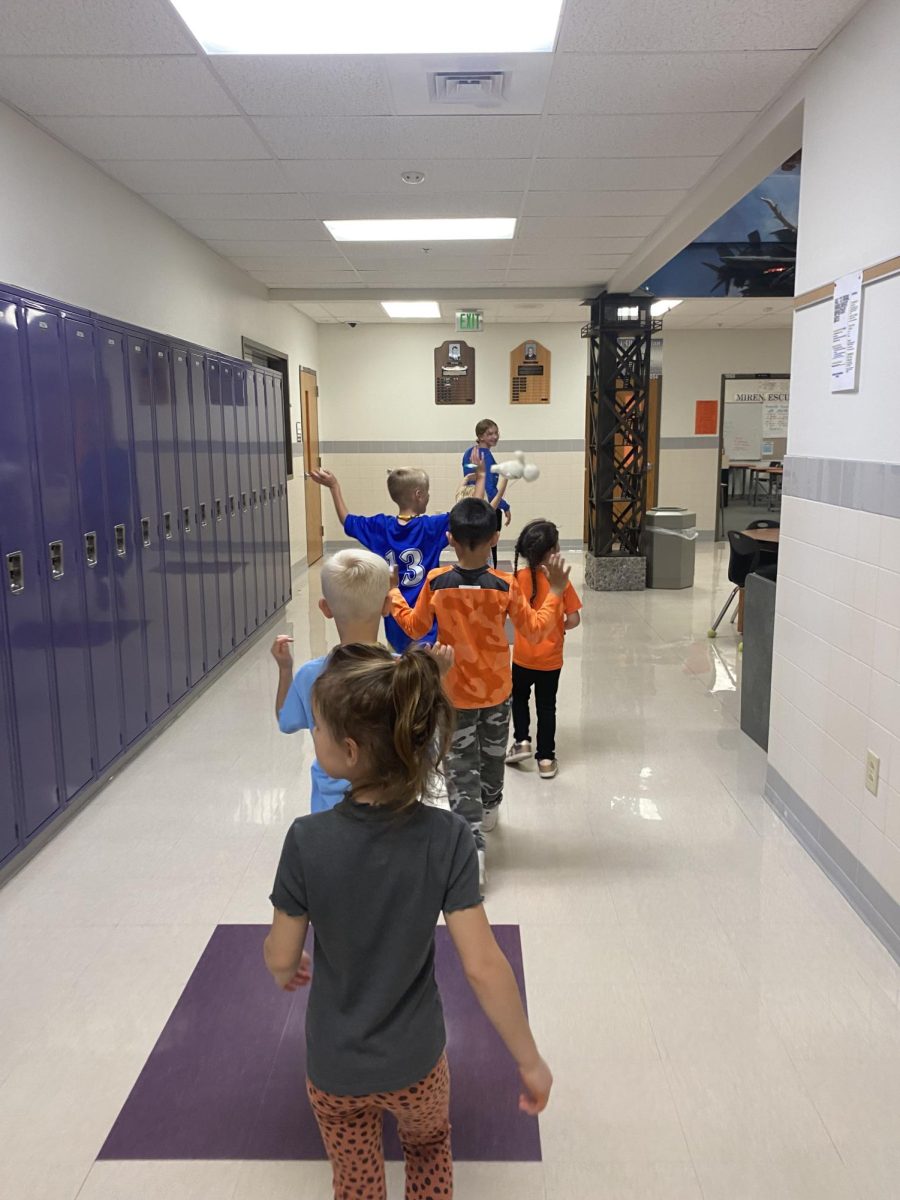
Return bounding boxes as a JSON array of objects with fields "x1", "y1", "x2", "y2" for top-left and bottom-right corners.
[{"x1": 721, "y1": 374, "x2": 790, "y2": 461}]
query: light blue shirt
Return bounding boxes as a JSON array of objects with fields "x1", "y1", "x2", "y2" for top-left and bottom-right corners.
[{"x1": 278, "y1": 656, "x2": 349, "y2": 814}]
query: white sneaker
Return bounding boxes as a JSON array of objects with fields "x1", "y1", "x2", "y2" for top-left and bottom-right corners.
[
  {"x1": 538, "y1": 758, "x2": 558, "y2": 779},
  {"x1": 482, "y1": 804, "x2": 500, "y2": 833},
  {"x1": 477, "y1": 850, "x2": 487, "y2": 890},
  {"x1": 505, "y1": 740, "x2": 532, "y2": 765}
]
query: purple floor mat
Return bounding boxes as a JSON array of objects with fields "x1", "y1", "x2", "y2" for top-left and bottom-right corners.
[{"x1": 100, "y1": 924, "x2": 540, "y2": 1163}]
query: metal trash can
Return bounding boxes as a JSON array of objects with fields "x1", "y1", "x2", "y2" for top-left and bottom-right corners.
[{"x1": 645, "y1": 507, "x2": 698, "y2": 589}]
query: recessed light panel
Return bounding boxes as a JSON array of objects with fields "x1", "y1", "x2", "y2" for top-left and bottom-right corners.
[
  {"x1": 170, "y1": 0, "x2": 564, "y2": 54},
  {"x1": 325, "y1": 218, "x2": 516, "y2": 242},
  {"x1": 381, "y1": 302, "x2": 442, "y2": 319}
]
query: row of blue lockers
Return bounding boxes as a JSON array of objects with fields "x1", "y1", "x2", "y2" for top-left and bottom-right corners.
[{"x1": 0, "y1": 281, "x2": 292, "y2": 871}]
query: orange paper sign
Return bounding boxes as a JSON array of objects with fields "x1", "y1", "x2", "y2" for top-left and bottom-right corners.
[{"x1": 695, "y1": 400, "x2": 718, "y2": 436}]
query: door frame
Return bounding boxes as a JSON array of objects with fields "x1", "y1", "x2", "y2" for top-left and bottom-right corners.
[{"x1": 299, "y1": 366, "x2": 323, "y2": 566}]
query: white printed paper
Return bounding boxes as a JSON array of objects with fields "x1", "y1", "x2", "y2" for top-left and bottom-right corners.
[
  {"x1": 762, "y1": 396, "x2": 789, "y2": 436},
  {"x1": 831, "y1": 270, "x2": 863, "y2": 393}
]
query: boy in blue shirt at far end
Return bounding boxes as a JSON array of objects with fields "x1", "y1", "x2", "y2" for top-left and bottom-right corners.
[{"x1": 310, "y1": 455, "x2": 491, "y2": 653}]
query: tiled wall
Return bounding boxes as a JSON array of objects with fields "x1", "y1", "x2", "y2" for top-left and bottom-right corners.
[{"x1": 768, "y1": 486, "x2": 900, "y2": 944}]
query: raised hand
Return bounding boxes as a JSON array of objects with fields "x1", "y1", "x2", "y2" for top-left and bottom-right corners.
[
  {"x1": 270, "y1": 634, "x2": 294, "y2": 669},
  {"x1": 544, "y1": 553, "x2": 571, "y2": 595},
  {"x1": 427, "y1": 643, "x2": 455, "y2": 678},
  {"x1": 308, "y1": 468, "x2": 338, "y2": 489}
]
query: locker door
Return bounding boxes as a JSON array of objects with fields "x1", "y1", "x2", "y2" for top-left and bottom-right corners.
[
  {"x1": 0, "y1": 297, "x2": 59, "y2": 834},
  {"x1": 151, "y1": 341, "x2": 188, "y2": 704},
  {"x1": 172, "y1": 348, "x2": 205, "y2": 684},
  {"x1": 64, "y1": 317, "x2": 123, "y2": 771},
  {"x1": 0, "y1": 600, "x2": 21, "y2": 862},
  {"x1": 260, "y1": 373, "x2": 278, "y2": 614},
  {"x1": 24, "y1": 304, "x2": 95, "y2": 802},
  {"x1": 190, "y1": 353, "x2": 220, "y2": 664},
  {"x1": 249, "y1": 369, "x2": 268, "y2": 624},
  {"x1": 268, "y1": 374, "x2": 286, "y2": 607},
  {"x1": 203, "y1": 359, "x2": 224, "y2": 662},
  {"x1": 98, "y1": 327, "x2": 148, "y2": 745},
  {"x1": 210, "y1": 360, "x2": 235, "y2": 655},
  {"x1": 239, "y1": 369, "x2": 260, "y2": 632},
  {"x1": 228, "y1": 367, "x2": 247, "y2": 644},
  {"x1": 272, "y1": 373, "x2": 291, "y2": 604},
  {"x1": 128, "y1": 335, "x2": 169, "y2": 721}
]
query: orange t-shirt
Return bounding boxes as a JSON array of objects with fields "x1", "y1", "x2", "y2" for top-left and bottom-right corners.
[
  {"x1": 512, "y1": 569, "x2": 582, "y2": 671},
  {"x1": 390, "y1": 564, "x2": 563, "y2": 709}
]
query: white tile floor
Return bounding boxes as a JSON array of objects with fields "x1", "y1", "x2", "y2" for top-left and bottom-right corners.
[{"x1": 1, "y1": 544, "x2": 899, "y2": 1200}]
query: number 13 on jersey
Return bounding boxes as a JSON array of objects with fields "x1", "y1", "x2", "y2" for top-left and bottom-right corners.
[{"x1": 386, "y1": 548, "x2": 425, "y2": 588}]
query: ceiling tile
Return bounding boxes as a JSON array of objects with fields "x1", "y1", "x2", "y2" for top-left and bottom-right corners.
[
  {"x1": 146, "y1": 192, "x2": 314, "y2": 219},
  {"x1": 252, "y1": 115, "x2": 540, "y2": 159},
  {"x1": 38, "y1": 115, "x2": 270, "y2": 160},
  {"x1": 342, "y1": 240, "x2": 517, "y2": 260},
  {"x1": 279, "y1": 158, "x2": 533, "y2": 194},
  {"x1": 523, "y1": 190, "x2": 687, "y2": 217},
  {"x1": 539, "y1": 112, "x2": 757, "y2": 157},
  {"x1": 206, "y1": 239, "x2": 353, "y2": 259},
  {"x1": 516, "y1": 216, "x2": 659, "y2": 239},
  {"x1": 228, "y1": 254, "x2": 353, "y2": 270},
  {"x1": 307, "y1": 191, "x2": 523, "y2": 220},
  {"x1": 178, "y1": 218, "x2": 330, "y2": 242},
  {"x1": 511, "y1": 236, "x2": 645, "y2": 255},
  {"x1": 211, "y1": 57, "x2": 392, "y2": 116},
  {"x1": 548, "y1": 51, "x2": 811, "y2": 114},
  {"x1": 1, "y1": 0, "x2": 197, "y2": 55},
  {"x1": 0, "y1": 55, "x2": 236, "y2": 117},
  {"x1": 529, "y1": 156, "x2": 717, "y2": 191},
  {"x1": 558, "y1": 0, "x2": 861, "y2": 52},
  {"x1": 249, "y1": 269, "x2": 361, "y2": 285},
  {"x1": 99, "y1": 159, "x2": 291, "y2": 193},
  {"x1": 384, "y1": 52, "x2": 553, "y2": 115},
  {"x1": 341, "y1": 255, "x2": 512, "y2": 271},
  {"x1": 509, "y1": 254, "x2": 630, "y2": 268}
]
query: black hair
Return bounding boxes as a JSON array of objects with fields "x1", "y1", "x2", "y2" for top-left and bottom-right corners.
[
  {"x1": 513, "y1": 519, "x2": 559, "y2": 604},
  {"x1": 449, "y1": 497, "x2": 498, "y2": 551}
]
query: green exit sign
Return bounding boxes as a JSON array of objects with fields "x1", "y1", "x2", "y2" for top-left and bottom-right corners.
[{"x1": 455, "y1": 309, "x2": 484, "y2": 333}]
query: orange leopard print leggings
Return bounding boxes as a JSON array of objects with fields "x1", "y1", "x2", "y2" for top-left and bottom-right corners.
[{"x1": 307, "y1": 1053, "x2": 453, "y2": 1200}]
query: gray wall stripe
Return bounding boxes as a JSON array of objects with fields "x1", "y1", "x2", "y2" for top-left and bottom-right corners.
[
  {"x1": 319, "y1": 439, "x2": 584, "y2": 455},
  {"x1": 765, "y1": 764, "x2": 900, "y2": 966},
  {"x1": 659, "y1": 436, "x2": 720, "y2": 450},
  {"x1": 784, "y1": 456, "x2": 900, "y2": 519}
]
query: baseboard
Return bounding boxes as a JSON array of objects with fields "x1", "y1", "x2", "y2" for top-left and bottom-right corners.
[
  {"x1": 291, "y1": 556, "x2": 307, "y2": 581},
  {"x1": 764, "y1": 765, "x2": 900, "y2": 966}
]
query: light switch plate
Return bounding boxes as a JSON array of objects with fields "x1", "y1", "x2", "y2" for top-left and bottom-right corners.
[{"x1": 865, "y1": 750, "x2": 880, "y2": 796}]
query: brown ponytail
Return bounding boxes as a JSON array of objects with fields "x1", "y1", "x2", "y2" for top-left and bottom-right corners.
[{"x1": 312, "y1": 644, "x2": 454, "y2": 813}]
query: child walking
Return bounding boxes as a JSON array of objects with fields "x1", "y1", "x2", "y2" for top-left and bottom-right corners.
[
  {"x1": 265, "y1": 644, "x2": 553, "y2": 1200},
  {"x1": 506, "y1": 520, "x2": 582, "y2": 779}
]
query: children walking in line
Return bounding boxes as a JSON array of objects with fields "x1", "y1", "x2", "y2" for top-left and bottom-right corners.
[
  {"x1": 265, "y1": 644, "x2": 553, "y2": 1200},
  {"x1": 390, "y1": 497, "x2": 570, "y2": 884},
  {"x1": 506, "y1": 520, "x2": 582, "y2": 780},
  {"x1": 310, "y1": 455, "x2": 493, "y2": 653}
]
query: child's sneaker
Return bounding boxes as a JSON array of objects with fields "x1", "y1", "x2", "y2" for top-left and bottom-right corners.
[
  {"x1": 538, "y1": 758, "x2": 558, "y2": 779},
  {"x1": 506, "y1": 740, "x2": 532, "y2": 764},
  {"x1": 477, "y1": 850, "x2": 487, "y2": 889},
  {"x1": 482, "y1": 803, "x2": 501, "y2": 833}
]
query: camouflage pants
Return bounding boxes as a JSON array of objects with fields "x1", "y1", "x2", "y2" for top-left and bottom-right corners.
[{"x1": 445, "y1": 699, "x2": 511, "y2": 851}]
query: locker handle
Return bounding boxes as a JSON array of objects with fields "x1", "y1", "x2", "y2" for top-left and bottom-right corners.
[
  {"x1": 141, "y1": 518, "x2": 151, "y2": 548},
  {"x1": 115, "y1": 524, "x2": 127, "y2": 557},
  {"x1": 229, "y1": 495, "x2": 236, "y2": 517},
  {"x1": 200, "y1": 502, "x2": 208, "y2": 527},
  {"x1": 215, "y1": 498, "x2": 222, "y2": 521},
  {"x1": 241, "y1": 492, "x2": 247, "y2": 512},
  {"x1": 183, "y1": 507, "x2": 192, "y2": 533},
  {"x1": 6, "y1": 551, "x2": 24, "y2": 593},
  {"x1": 261, "y1": 487, "x2": 266, "y2": 505},
  {"x1": 49, "y1": 540, "x2": 64, "y2": 580},
  {"x1": 84, "y1": 531, "x2": 98, "y2": 567},
  {"x1": 251, "y1": 489, "x2": 257, "y2": 508},
  {"x1": 164, "y1": 512, "x2": 173, "y2": 540}
]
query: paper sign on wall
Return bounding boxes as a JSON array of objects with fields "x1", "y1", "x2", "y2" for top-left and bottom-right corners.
[
  {"x1": 831, "y1": 269, "x2": 863, "y2": 393},
  {"x1": 694, "y1": 400, "x2": 718, "y2": 435},
  {"x1": 762, "y1": 395, "x2": 789, "y2": 436}
]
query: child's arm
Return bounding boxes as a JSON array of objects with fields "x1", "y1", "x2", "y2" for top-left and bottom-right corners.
[
  {"x1": 264, "y1": 909, "x2": 312, "y2": 990},
  {"x1": 446, "y1": 905, "x2": 552, "y2": 1115},
  {"x1": 270, "y1": 636, "x2": 295, "y2": 718},
  {"x1": 564, "y1": 611, "x2": 581, "y2": 631},
  {"x1": 390, "y1": 576, "x2": 437, "y2": 640},
  {"x1": 309, "y1": 468, "x2": 350, "y2": 527},
  {"x1": 467, "y1": 447, "x2": 488, "y2": 502},
  {"x1": 489, "y1": 475, "x2": 509, "y2": 511},
  {"x1": 507, "y1": 554, "x2": 572, "y2": 643}
]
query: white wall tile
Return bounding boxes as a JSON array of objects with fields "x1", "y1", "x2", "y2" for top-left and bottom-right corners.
[{"x1": 880, "y1": 514, "x2": 900, "y2": 574}]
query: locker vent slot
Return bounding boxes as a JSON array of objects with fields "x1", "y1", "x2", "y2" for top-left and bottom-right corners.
[
  {"x1": 115, "y1": 524, "x2": 127, "y2": 556},
  {"x1": 251, "y1": 490, "x2": 257, "y2": 508},
  {"x1": 141, "y1": 518, "x2": 151, "y2": 548},
  {"x1": 84, "y1": 531, "x2": 98, "y2": 567},
  {"x1": 49, "y1": 540, "x2": 64, "y2": 579},
  {"x1": 241, "y1": 492, "x2": 247, "y2": 511},
  {"x1": 229, "y1": 495, "x2": 235, "y2": 517},
  {"x1": 6, "y1": 551, "x2": 24, "y2": 593},
  {"x1": 163, "y1": 512, "x2": 173, "y2": 540},
  {"x1": 215, "y1": 498, "x2": 222, "y2": 521},
  {"x1": 200, "y1": 502, "x2": 208, "y2": 527},
  {"x1": 183, "y1": 508, "x2": 192, "y2": 533}
]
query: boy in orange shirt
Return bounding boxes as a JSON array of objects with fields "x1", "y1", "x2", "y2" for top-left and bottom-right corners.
[
  {"x1": 390, "y1": 498, "x2": 570, "y2": 885},
  {"x1": 505, "y1": 520, "x2": 582, "y2": 780}
]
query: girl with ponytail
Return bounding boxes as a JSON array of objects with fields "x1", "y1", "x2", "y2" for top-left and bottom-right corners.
[{"x1": 265, "y1": 643, "x2": 552, "y2": 1200}]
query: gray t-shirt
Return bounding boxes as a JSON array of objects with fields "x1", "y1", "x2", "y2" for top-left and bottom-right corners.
[{"x1": 270, "y1": 798, "x2": 482, "y2": 1096}]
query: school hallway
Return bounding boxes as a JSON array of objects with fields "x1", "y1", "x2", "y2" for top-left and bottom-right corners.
[{"x1": 0, "y1": 542, "x2": 896, "y2": 1200}]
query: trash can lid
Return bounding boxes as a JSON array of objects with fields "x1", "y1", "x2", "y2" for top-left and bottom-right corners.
[{"x1": 646, "y1": 507, "x2": 696, "y2": 529}]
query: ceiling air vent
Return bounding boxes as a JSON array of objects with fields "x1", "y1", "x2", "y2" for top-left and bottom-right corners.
[{"x1": 431, "y1": 71, "x2": 506, "y2": 105}]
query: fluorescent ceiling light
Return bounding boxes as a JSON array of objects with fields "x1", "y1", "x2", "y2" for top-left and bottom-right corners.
[
  {"x1": 326, "y1": 218, "x2": 516, "y2": 242},
  {"x1": 651, "y1": 299, "x2": 682, "y2": 316},
  {"x1": 169, "y1": 0, "x2": 564, "y2": 54},
  {"x1": 381, "y1": 302, "x2": 442, "y2": 319}
]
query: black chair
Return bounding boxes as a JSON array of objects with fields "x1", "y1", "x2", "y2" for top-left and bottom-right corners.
[
  {"x1": 746, "y1": 519, "x2": 780, "y2": 530},
  {"x1": 746, "y1": 518, "x2": 780, "y2": 566},
  {"x1": 708, "y1": 531, "x2": 761, "y2": 638}
]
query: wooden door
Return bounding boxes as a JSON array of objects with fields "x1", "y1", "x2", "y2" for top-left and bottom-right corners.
[
  {"x1": 646, "y1": 376, "x2": 661, "y2": 509},
  {"x1": 300, "y1": 367, "x2": 323, "y2": 565}
]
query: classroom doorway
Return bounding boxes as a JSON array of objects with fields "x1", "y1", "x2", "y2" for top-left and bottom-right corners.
[
  {"x1": 717, "y1": 373, "x2": 790, "y2": 540},
  {"x1": 299, "y1": 367, "x2": 323, "y2": 565}
]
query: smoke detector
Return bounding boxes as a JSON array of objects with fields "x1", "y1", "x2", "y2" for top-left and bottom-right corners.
[{"x1": 431, "y1": 71, "x2": 505, "y2": 105}]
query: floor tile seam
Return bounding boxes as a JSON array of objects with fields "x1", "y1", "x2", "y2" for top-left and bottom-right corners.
[
  {"x1": 654, "y1": 1052, "x2": 712, "y2": 1191},
  {"x1": 768, "y1": 1026, "x2": 856, "y2": 1172}
]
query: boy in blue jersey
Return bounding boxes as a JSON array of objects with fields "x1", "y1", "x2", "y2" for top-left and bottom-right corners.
[
  {"x1": 271, "y1": 549, "x2": 391, "y2": 812},
  {"x1": 310, "y1": 456, "x2": 492, "y2": 652}
]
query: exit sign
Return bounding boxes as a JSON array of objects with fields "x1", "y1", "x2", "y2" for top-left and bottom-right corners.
[{"x1": 455, "y1": 309, "x2": 484, "y2": 333}]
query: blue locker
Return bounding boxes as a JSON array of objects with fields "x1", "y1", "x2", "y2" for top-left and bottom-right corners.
[
  {"x1": 272, "y1": 373, "x2": 291, "y2": 605},
  {"x1": 151, "y1": 340, "x2": 189, "y2": 704},
  {"x1": 128, "y1": 335, "x2": 170, "y2": 720},
  {"x1": 248, "y1": 369, "x2": 268, "y2": 624},
  {"x1": 267, "y1": 373, "x2": 286, "y2": 608},
  {"x1": 228, "y1": 367, "x2": 248, "y2": 643},
  {"x1": 190, "y1": 352, "x2": 220, "y2": 664},
  {"x1": 0, "y1": 599, "x2": 21, "y2": 862},
  {"x1": 260, "y1": 373, "x2": 278, "y2": 615},
  {"x1": 209, "y1": 359, "x2": 235, "y2": 655},
  {"x1": 237, "y1": 369, "x2": 260, "y2": 632},
  {"x1": 97, "y1": 326, "x2": 148, "y2": 745},
  {"x1": 203, "y1": 359, "x2": 225, "y2": 662},
  {"x1": 24, "y1": 303, "x2": 95, "y2": 802},
  {"x1": 0, "y1": 296, "x2": 59, "y2": 834},
  {"x1": 64, "y1": 316, "x2": 123, "y2": 771},
  {"x1": 172, "y1": 347, "x2": 206, "y2": 684}
]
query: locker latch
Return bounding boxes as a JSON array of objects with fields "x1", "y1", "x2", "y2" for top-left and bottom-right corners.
[
  {"x1": 183, "y1": 507, "x2": 192, "y2": 533},
  {"x1": 6, "y1": 551, "x2": 24, "y2": 593},
  {"x1": 141, "y1": 518, "x2": 151, "y2": 547},
  {"x1": 251, "y1": 490, "x2": 257, "y2": 508},
  {"x1": 115, "y1": 524, "x2": 127, "y2": 557},
  {"x1": 241, "y1": 492, "x2": 247, "y2": 511},
  {"x1": 164, "y1": 512, "x2": 173, "y2": 540},
  {"x1": 84, "y1": 531, "x2": 98, "y2": 567},
  {"x1": 49, "y1": 540, "x2": 64, "y2": 580},
  {"x1": 215, "y1": 498, "x2": 222, "y2": 521},
  {"x1": 200, "y1": 502, "x2": 208, "y2": 527},
  {"x1": 229, "y1": 495, "x2": 235, "y2": 517}
]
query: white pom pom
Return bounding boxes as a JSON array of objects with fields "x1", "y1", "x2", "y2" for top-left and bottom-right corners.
[{"x1": 523, "y1": 463, "x2": 541, "y2": 482}]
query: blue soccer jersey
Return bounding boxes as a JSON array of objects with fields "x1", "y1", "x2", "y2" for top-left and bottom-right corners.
[{"x1": 343, "y1": 512, "x2": 451, "y2": 651}]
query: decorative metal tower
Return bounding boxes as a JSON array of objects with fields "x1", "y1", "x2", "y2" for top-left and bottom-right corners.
[{"x1": 582, "y1": 293, "x2": 660, "y2": 590}]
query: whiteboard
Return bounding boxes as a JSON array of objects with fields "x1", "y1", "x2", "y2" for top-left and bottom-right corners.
[
  {"x1": 722, "y1": 377, "x2": 790, "y2": 460},
  {"x1": 723, "y1": 401, "x2": 762, "y2": 461}
]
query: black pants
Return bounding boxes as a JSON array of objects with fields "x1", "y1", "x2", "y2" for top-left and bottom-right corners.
[
  {"x1": 491, "y1": 507, "x2": 503, "y2": 569},
  {"x1": 511, "y1": 664, "x2": 561, "y2": 761}
]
